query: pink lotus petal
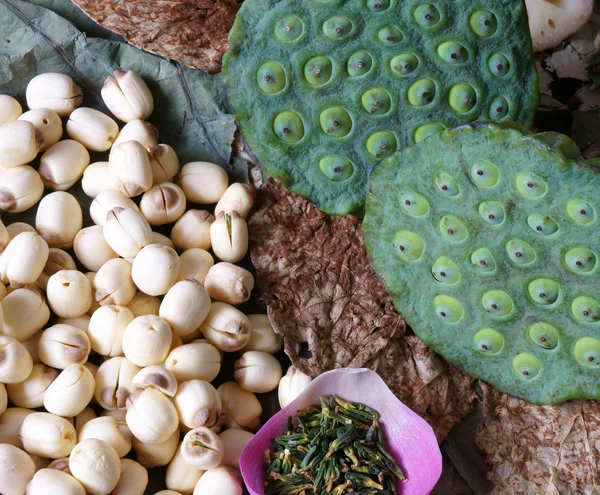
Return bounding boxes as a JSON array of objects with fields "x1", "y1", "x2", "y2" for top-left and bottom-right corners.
[{"x1": 240, "y1": 368, "x2": 442, "y2": 495}]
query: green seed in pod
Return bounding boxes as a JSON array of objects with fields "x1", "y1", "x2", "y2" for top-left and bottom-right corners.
[
  {"x1": 431, "y1": 257, "x2": 459, "y2": 284},
  {"x1": 439, "y1": 215, "x2": 468, "y2": 242},
  {"x1": 319, "y1": 107, "x2": 352, "y2": 137},
  {"x1": 318, "y1": 156, "x2": 354, "y2": 182},
  {"x1": 471, "y1": 247, "x2": 496, "y2": 273},
  {"x1": 408, "y1": 79, "x2": 436, "y2": 107},
  {"x1": 390, "y1": 53, "x2": 419, "y2": 76},
  {"x1": 434, "y1": 295, "x2": 463, "y2": 322},
  {"x1": 528, "y1": 322, "x2": 559, "y2": 350},
  {"x1": 574, "y1": 337, "x2": 600, "y2": 367},
  {"x1": 378, "y1": 25, "x2": 403, "y2": 45},
  {"x1": 471, "y1": 160, "x2": 499, "y2": 187},
  {"x1": 478, "y1": 201, "x2": 504, "y2": 225},
  {"x1": 567, "y1": 199, "x2": 595, "y2": 224},
  {"x1": 347, "y1": 51, "x2": 373, "y2": 77},
  {"x1": 304, "y1": 56, "x2": 333, "y2": 86},
  {"x1": 392, "y1": 231, "x2": 424, "y2": 261},
  {"x1": 361, "y1": 88, "x2": 392, "y2": 115},
  {"x1": 449, "y1": 84, "x2": 477, "y2": 113},
  {"x1": 489, "y1": 97, "x2": 509, "y2": 120},
  {"x1": 400, "y1": 191, "x2": 429, "y2": 217},
  {"x1": 273, "y1": 111, "x2": 304, "y2": 143},
  {"x1": 488, "y1": 54, "x2": 510, "y2": 77},
  {"x1": 528, "y1": 278, "x2": 560, "y2": 305},
  {"x1": 512, "y1": 353, "x2": 540, "y2": 380},
  {"x1": 437, "y1": 42, "x2": 468, "y2": 64},
  {"x1": 435, "y1": 172, "x2": 459, "y2": 197},
  {"x1": 274, "y1": 16, "x2": 303, "y2": 41},
  {"x1": 323, "y1": 17, "x2": 353, "y2": 40},
  {"x1": 506, "y1": 239, "x2": 536, "y2": 266},
  {"x1": 527, "y1": 214, "x2": 558, "y2": 235},
  {"x1": 565, "y1": 247, "x2": 597, "y2": 273},
  {"x1": 414, "y1": 123, "x2": 444, "y2": 143},
  {"x1": 470, "y1": 10, "x2": 498, "y2": 38},
  {"x1": 473, "y1": 328, "x2": 504, "y2": 354},
  {"x1": 413, "y1": 4, "x2": 441, "y2": 28},
  {"x1": 481, "y1": 290, "x2": 513, "y2": 318},
  {"x1": 366, "y1": 0, "x2": 390, "y2": 12},
  {"x1": 366, "y1": 131, "x2": 397, "y2": 157},
  {"x1": 571, "y1": 296, "x2": 600, "y2": 323},
  {"x1": 516, "y1": 172, "x2": 547, "y2": 198},
  {"x1": 257, "y1": 62, "x2": 286, "y2": 94}
]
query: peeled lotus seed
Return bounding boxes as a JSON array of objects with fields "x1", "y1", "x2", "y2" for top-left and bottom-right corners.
[
  {"x1": 449, "y1": 84, "x2": 477, "y2": 113},
  {"x1": 165, "y1": 342, "x2": 222, "y2": 383},
  {"x1": 390, "y1": 53, "x2": 419, "y2": 76},
  {"x1": 0, "y1": 165, "x2": 44, "y2": 213},
  {"x1": 471, "y1": 160, "x2": 499, "y2": 187},
  {"x1": 6, "y1": 363, "x2": 57, "y2": 408},
  {"x1": 377, "y1": 25, "x2": 403, "y2": 45},
  {"x1": 437, "y1": 41, "x2": 468, "y2": 64},
  {"x1": 571, "y1": 296, "x2": 600, "y2": 323},
  {"x1": 470, "y1": 10, "x2": 498, "y2": 38},
  {"x1": 38, "y1": 324, "x2": 91, "y2": 370},
  {"x1": 132, "y1": 365, "x2": 178, "y2": 397},
  {"x1": 35, "y1": 191, "x2": 82, "y2": 249},
  {"x1": 323, "y1": 16, "x2": 353, "y2": 40},
  {"x1": 43, "y1": 364, "x2": 95, "y2": 417},
  {"x1": 274, "y1": 16, "x2": 303, "y2": 41},
  {"x1": 366, "y1": 131, "x2": 397, "y2": 158},
  {"x1": 122, "y1": 315, "x2": 172, "y2": 367},
  {"x1": 192, "y1": 466, "x2": 243, "y2": 495},
  {"x1": 199, "y1": 302, "x2": 251, "y2": 352},
  {"x1": 101, "y1": 69, "x2": 154, "y2": 123},
  {"x1": 0, "y1": 335, "x2": 33, "y2": 383},
  {"x1": 393, "y1": 231, "x2": 424, "y2": 261},
  {"x1": 257, "y1": 62, "x2": 286, "y2": 94},
  {"x1": 0, "y1": 444, "x2": 36, "y2": 495},
  {"x1": 66, "y1": 107, "x2": 119, "y2": 152},
  {"x1": 473, "y1": 329, "x2": 504, "y2": 355},
  {"x1": 303, "y1": 56, "x2": 333, "y2": 86},
  {"x1": 18, "y1": 108, "x2": 62, "y2": 151},
  {"x1": 78, "y1": 416, "x2": 132, "y2": 459},
  {"x1": 0, "y1": 95, "x2": 22, "y2": 125},
  {"x1": 273, "y1": 111, "x2": 305, "y2": 143},
  {"x1": 217, "y1": 382, "x2": 262, "y2": 431},
  {"x1": 20, "y1": 412, "x2": 77, "y2": 458},
  {"x1": 361, "y1": 88, "x2": 392, "y2": 115},
  {"x1": 173, "y1": 379, "x2": 221, "y2": 430},
  {"x1": 69, "y1": 438, "x2": 121, "y2": 495},
  {"x1": 347, "y1": 51, "x2": 373, "y2": 77},
  {"x1": 278, "y1": 366, "x2": 312, "y2": 408},
  {"x1": 567, "y1": 199, "x2": 595, "y2": 224},
  {"x1": 171, "y1": 210, "x2": 214, "y2": 252},
  {"x1": 165, "y1": 442, "x2": 203, "y2": 492},
  {"x1": 431, "y1": 257, "x2": 459, "y2": 285},
  {"x1": 94, "y1": 357, "x2": 141, "y2": 410},
  {"x1": 400, "y1": 191, "x2": 429, "y2": 217},
  {"x1": 219, "y1": 429, "x2": 254, "y2": 468},
  {"x1": 318, "y1": 156, "x2": 354, "y2": 182},
  {"x1": 439, "y1": 215, "x2": 468, "y2": 242},
  {"x1": 528, "y1": 278, "x2": 560, "y2": 305},
  {"x1": 434, "y1": 295, "x2": 463, "y2": 323},
  {"x1": 25, "y1": 73, "x2": 83, "y2": 117},
  {"x1": 414, "y1": 4, "x2": 441, "y2": 27},
  {"x1": 112, "y1": 119, "x2": 158, "y2": 151},
  {"x1": 319, "y1": 107, "x2": 352, "y2": 138},
  {"x1": 244, "y1": 314, "x2": 283, "y2": 354},
  {"x1": 125, "y1": 388, "x2": 179, "y2": 445},
  {"x1": 234, "y1": 350, "x2": 283, "y2": 393},
  {"x1": 512, "y1": 353, "x2": 541, "y2": 379},
  {"x1": 574, "y1": 337, "x2": 600, "y2": 368},
  {"x1": 528, "y1": 322, "x2": 559, "y2": 349}
]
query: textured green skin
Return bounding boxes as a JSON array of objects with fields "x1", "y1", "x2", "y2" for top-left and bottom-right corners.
[
  {"x1": 363, "y1": 122, "x2": 600, "y2": 404},
  {"x1": 223, "y1": 0, "x2": 539, "y2": 215}
]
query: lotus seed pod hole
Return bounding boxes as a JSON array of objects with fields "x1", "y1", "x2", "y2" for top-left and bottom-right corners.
[
  {"x1": 257, "y1": 62, "x2": 286, "y2": 94},
  {"x1": 470, "y1": 10, "x2": 498, "y2": 38},
  {"x1": 414, "y1": 4, "x2": 442, "y2": 28},
  {"x1": 574, "y1": 338, "x2": 600, "y2": 368},
  {"x1": 512, "y1": 353, "x2": 541, "y2": 380},
  {"x1": 274, "y1": 16, "x2": 303, "y2": 41},
  {"x1": 390, "y1": 53, "x2": 419, "y2": 77},
  {"x1": 319, "y1": 107, "x2": 353, "y2": 137},
  {"x1": 488, "y1": 53, "x2": 510, "y2": 77},
  {"x1": 567, "y1": 199, "x2": 596, "y2": 225},
  {"x1": 529, "y1": 322, "x2": 559, "y2": 350},
  {"x1": 304, "y1": 56, "x2": 333, "y2": 86},
  {"x1": 347, "y1": 51, "x2": 374, "y2": 77},
  {"x1": 437, "y1": 42, "x2": 468, "y2": 64},
  {"x1": 377, "y1": 25, "x2": 403, "y2": 45},
  {"x1": 323, "y1": 16, "x2": 354, "y2": 40},
  {"x1": 473, "y1": 329, "x2": 504, "y2": 355}
]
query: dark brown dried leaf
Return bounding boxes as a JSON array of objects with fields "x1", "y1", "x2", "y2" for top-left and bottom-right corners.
[
  {"x1": 476, "y1": 384, "x2": 600, "y2": 495},
  {"x1": 71, "y1": 0, "x2": 241, "y2": 74},
  {"x1": 248, "y1": 179, "x2": 476, "y2": 442}
]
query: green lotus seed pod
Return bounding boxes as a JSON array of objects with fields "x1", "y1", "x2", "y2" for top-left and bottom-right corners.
[
  {"x1": 393, "y1": 231, "x2": 424, "y2": 261},
  {"x1": 361, "y1": 88, "x2": 392, "y2": 115},
  {"x1": 378, "y1": 26, "x2": 403, "y2": 45},
  {"x1": 471, "y1": 248, "x2": 496, "y2": 273},
  {"x1": 414, "y1": 4, "x2": 441, "y2": 28},
  {"x1": 571, "y1": 297, "x2": 600, "y2": 323},
  {"x1": 274, "y1": 16, "x2": 303, "y2": 41},
  {"x1": 478, "y1": 201, "x2": 504, "y2": 225},
  {"x1": 528, "y1": 278, "x2": 560, "y2": 306},
  {"x1": 408, "y1": 79, "x2": 436, "y2": 107},
  {"x1": 318, "y1": 156, "x2": 354, "y2": 182},
  {"x1": 257, "y1": 62, "x2": 286, "y2": 94},
  {"x1": 528, "y1": 322, "x2": 559, "y2": 350},
  {"x1": 435, "y1": 172, "x2": 459, "y2": 197},
  {"x1": 437, "y1": 42, "x2": 468, "y2": 64},
  {"x1": 489, "y1": 97, "x2": 509, "y2": 120},
  {"x1": 471, "y1": 160, "x2": 499, "y2": 187},
  {"x1": 414, "y1": 123, "x2": 444, "y2": 143},
  {"x1": 482, "y1": 290, "x2": 513, "y2": 318},
  {"x1": 273, "y1": 111, "x2": 305, "y2": 143},
  {"x1": 431, "y1": 257, "x2": 459, "y2": 284},
  {"x1": 304, "y1": 56, "x2": 333, "y2": 86},
  {"x1": 527, "y1": 215, "x2": 559, "y2": 235},
  {"x1": 574, "y1": 337, "x2": 600, "y2": 368},
  {"x1": 347, "y1": 51, "x2": 373, "y2": 77},
  {"x1": 512, "y1": 353, "x2": 541, "y2": 380},
  {"x1": 366, "y1": 131, "x2": 397, "y2": 158},
  {"x1": 516, "y1": 172, "x2": 547, "y2": 198},
  {"x1": 567, "y1": 199, "x2": 595, "y2": 225},
  {"x1": 323, "y1": 16, "x2": 353, "y2": 40},
  {"x1": 366, "y1": 0, "x2": 390, "y2": 12},
  {"x1": 473, "y1": 329, "x2": 504, "y2": 355},
  {"x1": 434, "y1": 295, "x2": 463, "y2": 322},
  {"x1": 449, "y1": 84, "x2": 477, "y2": 113},
  {"x1": 390, "y1": 53, "x2": 419, "y2": 76},
  {"x1": 488, "y1": 54, "x2": 510, "y2": 77},
  {"x1": 470, "y1": 10, "x2": 498, "y2": 38},
  {"x1": 565, "y1": 247, "x2": 597, "y2": 274},
  {"x1": 319, "y1": 107, "x2": 353, "y2": 137},
  {"x1": 439, "y1": 215, "x2": 468, "y2": 242},
  {"x1": 506, "y1": 239, "x2": 536, "y2": 266},
  {"x1": 400, "y1": 191, "x2": 429, "y2": 217}
]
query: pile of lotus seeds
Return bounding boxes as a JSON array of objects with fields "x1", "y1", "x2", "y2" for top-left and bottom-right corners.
[
  {"x1": 223, "y1": 0, "x2": 539, "y2": 215},
  {"x1": 0, "y1": 71, "x2": 312, "y2": 495}
]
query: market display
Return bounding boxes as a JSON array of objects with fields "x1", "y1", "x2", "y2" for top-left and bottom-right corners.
[{"x1": 223, "y1": 0, "x2": 539, "y2": 215}]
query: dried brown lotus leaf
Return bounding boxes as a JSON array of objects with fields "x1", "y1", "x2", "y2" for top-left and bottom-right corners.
[
  {"x1": 248, "y1": 180, "x2": 475, "y2": 441},
  {"x1": 71, "y1": 0, "x2": 241, "y2": 74}
]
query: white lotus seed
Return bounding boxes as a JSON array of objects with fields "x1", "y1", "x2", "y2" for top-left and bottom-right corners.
[
  {"x1": 38, "y1": 324, "x2": 91, "y2": 369},
  {"x1": 26, "y1": 73, "x2": 83, "y2": 117},
  {"x1": 73, "y1": 225, "x2": 118, "y2": 271},
  {"x1": 69, "y1": 438, "x2": 121, "y2": 495},
  {"x1": 219, "y1": 428, "x2": 254, "y2": 469},
  {"x1": 244, "y1": 314, "x2": 283, "y2": 354},
  {"x1": 26, "y1": 468, "x2": 86, "y2": 495},
  {"x1": 131, "y1": 244, "x2": 180, "y2": 296},
  {"x1": 0, "y1": 335, "x2": 33, "y2": 383},
  {"x1": 94, "y1": 258, "x2": 136, "y2": 306},
  {"x1": 125, "y1": 388, "x2": 179, "y2": 444},
  {"x1": 0, "y1": 120, "x2": 44, "y2": 169},
  {"x1": 0, "y1": 444, "x2": 35, "y2": 495},
  {"x1": 214, "y1": 183, "x2": 256, "y2": 219},
  {"x1": 165, "y1": 442, "x2": 204, "y2": 493},
  {"x1": 109, "y1": 140, "x2": 153, "y2": 197},
  {"x1": 94, "y1": 357, "x2": 141, "y2": 410},
  {"x1": 122, "y1": 315, "x2": 173, "y2": 367},
  {"x1": 1, "y1": 288, "x2": 50, "y2": 341},
  {"x1": 103, "y1": 207, "x2": 153, "y2": 259},
  {"x1": 210, "y1": 211, "x2": 248, "y2": 263},
  {"x1": 18, "y1": 108, "x2": 62, "y2": 151},
  {"x1": 149, "y1": 144, "x2": 180, "y2": 184},
  {"x1": 78, "y1": 416, "x2": 132, "y2": 458},
  {"x1": 38, "y1": 140, "x2": 90, "y2": 190},
  {"x1": 173, "y1": 379, "x2": 221, "y2": 430},
  {"x1": 170, "y1": 209, "x2": 214, "y2": 252},
  {"x1": 180, "y1": 426, "x2": 224, "y2": 470},
  {"x1": 192, "y1": 466, "x2": 243, "y2": 495},
  {"x1": 112, "y1": 458, "x2": 148, "y2": 495},
  {"x1": 0, "y1": 231, "x2": 48, "y2": 287},
  {"x1": 90, "y1": 190, "x2": 139, "y2": 226},
  {"x1": 67, "y1": 107, "x2": 119, "y2": 152},
  {"x1": 43, "y1": 364, "x2": 95, "y2": 417},
  {"x1": 0, "y1": 165, "x2": 44, "y2": 212},
  {"x1": 6, "y1": 363, "x2": 57, "y2": 408},
  {"x1": 36, "y1": 248, "x2": 77, "y2": 291},
  {"x1": 204, "y1": 262, "x2": 254, "y2": 305},
  {"x1": 46, "y1": 270, "x2": 93, "y2": 318},
  {"x1": 199, "y1": 302, "x2": 251, "y2": 352},
  {"x1": 126, "y1": 291, "x2": 161, "y2": 317},
  {"x1": 140, "y1": 182, "x2": 186, "y2": 226},
  {"x1": 81, "y1": 161, "x2": 119, "y2": 198},
  {"x1": 217, "y1": 382, "x2": 262, "y2": 431},
  {"x1": 177, "y1": 248, "x2": 214, "y2": 285},
  {"x1": 177, "y1": 162, "x2": 228, "y2": 204},
  {"x1": 20, "y1": 411, "x2": 77, "y2": 458},
  {"x1": 0, "y1": 95, "x2": 22, "y2": 125},
  {"x1": 101, "y1": 70, "x2": 154, "y2": 123},
  {"x1": 131, "y1": 365, "x2": 178, "y2": 397},
  {"x1": 278, "y1": 366, "x2": 312, "y2": 408},
  {"x1": 132, "y1": 426, "x2": 180, "y2": 468},
  {"x1": 159, "y1": 279, "x2": 211, "y2": 337},
  {"x1": 35, "y1": 191, "x2": 82, "y2": 249},
  {"x1": 165, "y1": 341, "x2": 221, "y2": 383},
  {"x1": 88, "y1": 305, "x2": 134, "y2": 357}
]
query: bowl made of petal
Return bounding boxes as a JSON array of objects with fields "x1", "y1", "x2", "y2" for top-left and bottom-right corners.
[{"x1": 240, "y1": 368, "x2": 442, "y2": 495}]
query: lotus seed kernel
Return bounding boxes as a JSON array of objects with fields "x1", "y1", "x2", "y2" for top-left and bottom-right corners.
[
  {"x1": 565, "y1": 247, "x2": 597, "y2": 274},
  {"x1": 470, "y1": 10, "x2": 498, "y2": 38},
  {"x1": 529, "y1": 322, "x2": 559, "y2": 350},
  {"x1": 318, "y1": 156, "x2": 354, "y2": 182},
  {"x1": 574, "y1": 338, "x2": 600, "y2": 367},
  {"x1": 471, "y1": 160, "x2": 499, "y2": 187},
  {"x1": 414, "y1": 123, "x2": 444, "y2": 144},
  {"x1": 439, "y1": 215, "x2": 468, "y2": 242},
  {"x1": 437, "y1": 42, "x2": 468, "y2": 64},
  {"x1": 408, "y1": 79, "x2": 437, "y2": 107},
  {"x1": 516, "y1": 172, "x2": 547, "y2": 198},
  {"x1": 571, "y1": 297, "x2": 600, "y2": 323},
  {"x1": 473, "y1": 328, "x2": 504, "y2": 354},
  {"x1": 527, "y1": 214, "x2": 558, "y2": 235},
  {"x1": 434, "y1": 295, "x2": 464, "y2": 322},
  {"x1": 482, "y1": 290, "x2": 513, "y2": 318},
  {"x1": 489, "y1": 96, "x2": 509, "y2": 120},
  {"x1": 400, "y1": 191, "x2": 429, "y2": 217},
  {"x1": 435, "y1": 172, "x2": 459, "y2": 196},
  {"x1": 257, "y1": 62, "x2": 286, "y2": 94},
  {"x1": 393, "y1": 231, "x2": 424, "y2": 261},
  {"x1": 431, "y1": 257, "x2": 459, "y2": 284},
  {"x1": 390, "y1": 53, "x2": 419, "y2": 76},
  {"x1": 347, "y1": 51, "x2": 373, "y2": 77},
  {"x1": 488, "y1": 53, "x2": 510, "y2": 77},
  {"x1": 303, "y1": 56, "x2": 333, "y2": 86},
  {"x1": 274, "y1": 16, "x2": 303, "y2": 41},
  {"x1": 506, "y1": 239, "x2": 536, "y2": 266},
  {"x1": 528, "y1": 279, "x2": 560, "y2": 306},
  {"x1": 512, "y1": 353, "x2": 541, "y2": 380},
  {"x1": 319, "y1": 107, "x2": 352, "y2": 138},
  {"x1": 378, "y1": 26, "x2": 403, "y2": 45},
  {"x1": 273, "y1": 111, "x2": 305, "y2": 143},
  {"x1": 323, "y1": 16, "x2": 353, "y2": 40},
  {"x1": 366, "y1": 0, "x2": 390, "y2": 11},
  {"x1": 361, "y1": 88, "x2": 392, "y2": 115},
  {"x1": 449, "y1": 84, "x2": 477, "y2": 113},
  {"x1": 366, "y1": 131, "x2": 397, "y2": 157},
  {"x1": 567, "y1": 199, "x2": 595, "y2": 225},
  {"x1": 478, "y1": 201, "x2": 505, "y2": 225},
  {"x1": 414, "y1": 4, "x2": 441, "y2": 28}
]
